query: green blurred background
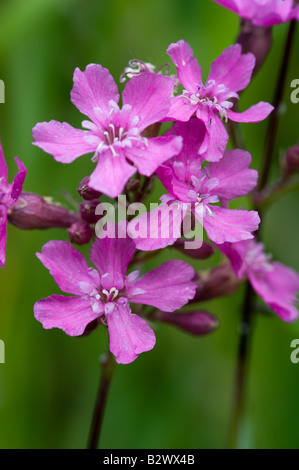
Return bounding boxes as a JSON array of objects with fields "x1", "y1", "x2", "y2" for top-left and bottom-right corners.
[{"x1": 0, "y1": 0, "x2": 299, "y2": 449}]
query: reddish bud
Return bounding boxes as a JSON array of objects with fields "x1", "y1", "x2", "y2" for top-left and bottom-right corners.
[
  {"x1": 192, "y1": 263, "x2": 242, "y2": 303},
  {"x1": 68, "y1": 221, "x2": 92, "y2": 245},
  {"x1": 173, "y1": 239, "x2": 214, "y2": 260},
  {"x1": 80, "y1": 199, "x2": 103, "y2": 224},
  {"x1": 7, "y1": 192, "x2": 79, "y2": 230},
  {"x1": 282, "y1": 145, "x2": 299, "y2": 177},
  {"x1": 77, "y1": 176, "x2": 102, "y2": 201},
  {"x1": 237, "y1": 20, "x2": 273, "y2": 76},
  {"x1": 152, "y1": 310, "x2": 219, "y2": 336}
]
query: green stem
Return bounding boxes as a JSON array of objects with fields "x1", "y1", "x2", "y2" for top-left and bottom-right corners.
[
  {"x1": 228, "y1": 281, "x2": 255, "y2": 449},
  {"x1": 87, "y1": 350, "x2": 116, "y2": 449}
]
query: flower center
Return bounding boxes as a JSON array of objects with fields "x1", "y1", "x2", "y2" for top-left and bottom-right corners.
[
  {"x1": 182, "y1": 80, "x2": 238, "y2": 122},
  {"x1": 245, "y1": 242, "x2": 273, "y2": 273},
  {"x1": 88, "y1": 103, "x2": 149, "y2": 160},
  {"x1": 101, "y1": 287, "x2": 119, "y2": 302}
]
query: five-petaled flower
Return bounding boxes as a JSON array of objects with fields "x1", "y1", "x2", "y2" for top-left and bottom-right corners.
[
  {"x1": 34, "y1": 222, "x2": 197, "y2": 364},
  {"x1": 32, "y1": 65, "x2": 182, "y2": 198},
  {"x1": 219, "y1": 238, "x2": 299, "y2": 322},
  {"x1": 128, "y1": 119, "x2": 260, "y2": 250},
  {"x1": 0, "y1": 142, "x2": 26, "y2": 267},
  {"x1": 212, "y1": 0, "x2": 299, "y2": 27},
  {"x1": 166, "y1": 40, "x2": 273, "y2": 161}
]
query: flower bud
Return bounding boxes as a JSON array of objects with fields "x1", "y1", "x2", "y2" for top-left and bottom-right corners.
[
  {"x1": 151, "y1": 310, "x2": 219, "y2": 336},
  {"x1": 7, "y1": 192, "x2": 79, "y2": 230},
  {"x1": 192, "y1": 263, "x2": 242, "y2": 303},
  {"x1": 282, "y1": 145, "x2": 299, "y2": 177},
  {"x1": 80, "y1": 199, "x2": 103, "y2": 224},
  {"x1": 173, "y1": 239, "x2": 214, "y2": 259},
  {"x1": 68, "y1": 220, "x2": 92, "y2": 245},
  {"x1": 237, "y1": 20, "x2": 273, "y2": 76},
  {"x1": 77, "y1": 176, "x2": 102, "y2": 201}
]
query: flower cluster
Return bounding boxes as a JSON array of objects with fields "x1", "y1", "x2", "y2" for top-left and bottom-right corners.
[{"x1": 1, "y1": 30, "x2": 298, "y2": 366}]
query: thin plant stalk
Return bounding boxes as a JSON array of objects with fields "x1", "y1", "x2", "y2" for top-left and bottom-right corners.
[
  {"x1": 87, "y1": 350, "x2": 116, "y2": 449},
  {"x1": 228, "y1": 19, "x2": 297, "y2": 449}
]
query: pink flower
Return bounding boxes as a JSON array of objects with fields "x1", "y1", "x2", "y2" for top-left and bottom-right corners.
[
  {"x1": 166, "y1": 40, "x2": 273, "y2": 161},
  {"x1": 220, "y1": 238, "x2": 299, "y2": 322},
  {"x1": 0, "y1": 142, "x2": 26, "y2": 267},
  {"x1": 34, "y1": 222, "x2": 197, "y2": 364},
  {"x1": 212, "y1": 0, "x2": 299, "y2": 27},
  {"x1": 32, "y1": 65, "x2": 182, "y2": 198},
  {"x1": 128, "y1": 119, "x2": 260, "y2": 250}
]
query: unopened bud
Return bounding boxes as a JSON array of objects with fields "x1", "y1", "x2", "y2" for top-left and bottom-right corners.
[
  {"x1": 192, "y1": 263, "x2": 241, "y2": 303},
  {"x1": 173, "y1": 239, "x2": 214, "y2": 259},
  {"x1": 282, "y1": 145, "x2": 299, "y2": 177},
  {"x1": 151, "y1": 310, "x2": 219, "y2": 336},
  {"x1": 68, "y1": 221, "x2": 92, "y2": 245},
  {"x1": 7, "y1": 192, "x2": 79, "y2": 230},
  {"x1": 77, "y1": 176, "x2": 102, "y2": 201},
  {"x1": 125, "y1": 178, "x2": 140, "y2": 193},
  {"x1": 80, "y1": 200, "x2": 103, "y2": 224},
  {"x1": 237, "y1": 20, "x2": 273, "y2": 76}
]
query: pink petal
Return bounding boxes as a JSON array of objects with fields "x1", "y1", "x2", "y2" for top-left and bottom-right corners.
[
  {"x1": 200, "y1": 115, "x2": 229, "y2": 162},
  {"x1": 227, "y1": 102, "x2": 274, "y2": 123},
  {"x1": 264, "y1": 262, "x2": 299, "y2": 299},
  {"x1": 208, "y1": 44, "x2": 255, "y2": 93},
  {"x1": 167, "y1": 40, "x2": 202, "y2": 92},
  {"x1": 249, "y1": 262, "x2": 299, "y2": 322},
  {"x1": 34, "y1": 295, "x2": 102, "y2": 336},
  {"x1": 70, "y1": 64, "x2": 119, "y2": 124},
  {"x1": 0, "y1": 206, "x2": 7, "y2": 268},
  {"x1": 165, "y1": 118, "x2": 207, "y2": 165},
  {"x1": 216, "y1": 241, "x2": 247, "y2": 279},
  {"x1": 11, "y1": 157, "x2": 27, "y2": 201},
  {"x1": 36, "y1": 240, "x2": 100, "y2": 296},
  {"x1": 126, "y1": 135, "x2": 182, "y2": 177},
  {"x1": 166, "y1": 95, "x2": 196, "y2": 122},
  {"x1": 203, "y1": 205, "x2": 260, "y2": 244},
  {"x1": 122, "y1": 72, "x2": 174, "y2": 132},
  {"x1": 89, "y1": 150, "x2": 136, "y2": 198},
  {"x1": 0, "y1": 141, "x2": 8, "y2": 183},
  {"x1": 129, "y1": 260, "x2": 196, "y2": 311},
  {"x1": 32, "y1": 121, "x2": 96, "y2": 163},
  {"x1": 157, "y1": 165, "x2": 194, "y2": 202},
  {"x1": 128, "y1": 201, "x2": 185, "y2": 251},
  {"x1": 206, "y1": 149, "x2": 258, "y2": 200},
  {"x1": 105, "y1": 299, "x2": 156, "y2": 364},
  {"x1": 90, "y1": 221, "x2": 136, "y2": 290}
]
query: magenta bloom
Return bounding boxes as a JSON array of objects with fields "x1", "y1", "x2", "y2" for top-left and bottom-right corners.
[
  {"x1": 34, "y1": 223, "x2": 196, "y2": 364},
  {"x1": 220, "y1": 238, "x2": 299, "y2": 322},
  {"x1": 128, "y1": 119, "x2": 260, "y2": 250},
  {"x1": 166, "y1": 40, "x2": 273, "y2": 161},
  {"x1": 32, "y1": 65, "x2": 182, "y2": 198},
  {"x1": 0, "y1": 142, "x2": 26, "y2": 267},
  {"x1": 212, "y1": 0, "x2": 299, "y2": 27}
]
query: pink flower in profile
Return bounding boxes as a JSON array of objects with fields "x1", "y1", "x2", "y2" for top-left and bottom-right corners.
[
  {"x1": 34, "y1": 222, "x2": 196, "y2": 364},
  {"x1": 166, "y1": 40, "x2": 273, "y2": 161},
  {"x1": 32, "y1": 65, "x2": 182, "y2": 198},
  {"x1": 128, "y1": 119, "x2": 260, "y2": 251},
  {"x1": 212, "y1": 0, "x2": 299, "y2": 27},
  {"x1": 220, "y1": 238, "x2": 299, "y2": 322},
  {"x1": 0, "y1": 142, "x2": 26, "y2": 267}
]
